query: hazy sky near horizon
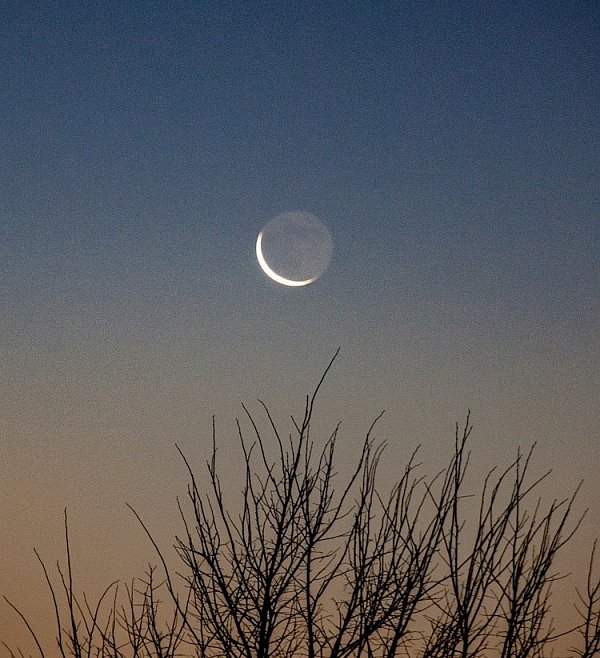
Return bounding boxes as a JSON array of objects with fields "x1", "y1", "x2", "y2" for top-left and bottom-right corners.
[{"x1": 1, "y1": 1, "x2": 599, "y2": 653}]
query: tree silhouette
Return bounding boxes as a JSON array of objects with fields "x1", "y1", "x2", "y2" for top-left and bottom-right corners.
[{"x1": 5, "y1": 354, "x2": 600, "y2": 657}]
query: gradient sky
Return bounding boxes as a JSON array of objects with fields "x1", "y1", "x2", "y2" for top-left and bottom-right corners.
[{"x1": 1, "y1": 1, "x2": 599, "y2": 653}]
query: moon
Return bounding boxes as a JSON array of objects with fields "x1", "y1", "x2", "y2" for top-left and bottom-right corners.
[{"x1": 255, "y1": 211, "x2": 333, "y2": 287}]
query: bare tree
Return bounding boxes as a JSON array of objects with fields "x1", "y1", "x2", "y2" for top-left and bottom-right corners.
[
  {"x1": 573, "y1": 541, "x2": 600, "y2": 658},
  {"x1": 5, "y1": 353, "x2": 600, "y2": 658},
  {"x1": 3, "y1": 512, "x2": 188, "y2": 658}
]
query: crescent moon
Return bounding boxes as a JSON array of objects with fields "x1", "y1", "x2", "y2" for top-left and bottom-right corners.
[{"x1": 255, "y1": 231, "x2": 316, "y2": 287}]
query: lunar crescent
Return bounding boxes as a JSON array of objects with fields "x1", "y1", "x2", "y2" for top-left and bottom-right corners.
[{"x1": 256, "y1": 231, "x2": 316, "y2": 287}]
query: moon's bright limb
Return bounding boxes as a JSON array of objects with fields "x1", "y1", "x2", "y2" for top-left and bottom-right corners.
[{"x1": 256, "y1": 232, "x2": 316, "y2": 287}]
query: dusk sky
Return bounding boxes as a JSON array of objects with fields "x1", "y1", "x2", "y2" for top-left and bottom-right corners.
[{"x1": 1, "y1": 2, "x2": 599, "y2": 653}]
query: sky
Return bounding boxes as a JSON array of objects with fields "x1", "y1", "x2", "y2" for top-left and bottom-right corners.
[{"x1": 1, "y1": 1, "x2": 599, "y2": 653}]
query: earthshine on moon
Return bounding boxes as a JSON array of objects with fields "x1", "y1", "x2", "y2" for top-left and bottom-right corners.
[{"x1": 255, "y1": 211, "x2": 333, "y2": 287}]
